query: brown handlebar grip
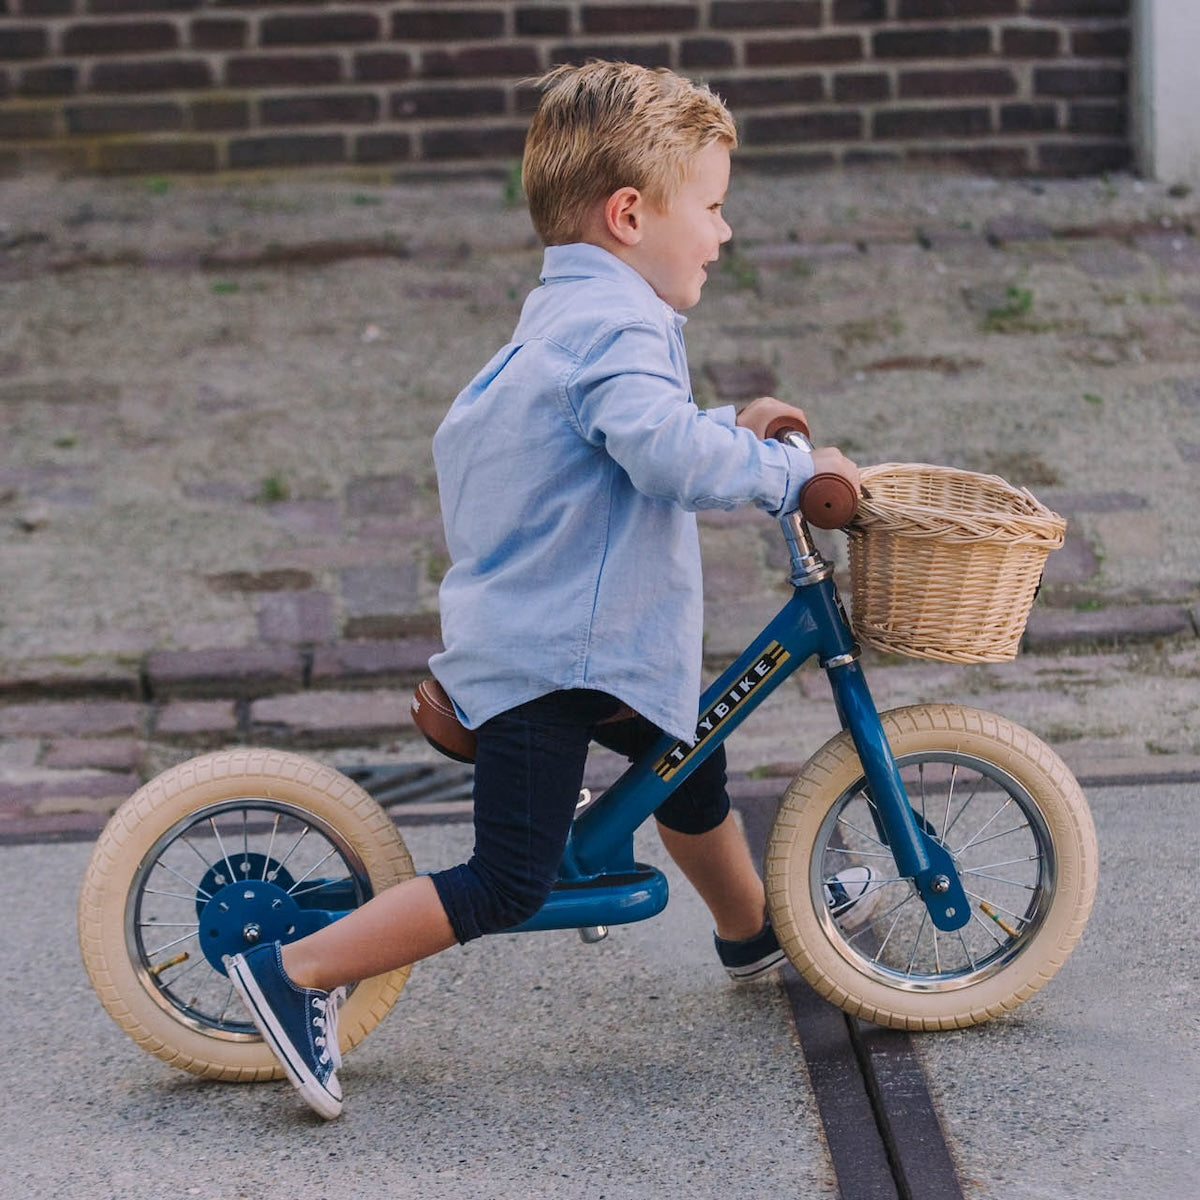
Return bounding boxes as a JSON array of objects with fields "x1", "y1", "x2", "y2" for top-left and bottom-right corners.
[
  {"x1": 799, "y1": 472, "x2": 859, "y2": 529},
  {"x1": 763, "y1": 414, "x2": 811, "y2": 443}
]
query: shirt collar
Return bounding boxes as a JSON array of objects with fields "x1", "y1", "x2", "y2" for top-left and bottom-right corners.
[{"x1": 539, "y1": 243, "x2": 686, "y2": 327}]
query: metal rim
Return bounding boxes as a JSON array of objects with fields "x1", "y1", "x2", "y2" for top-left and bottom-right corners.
[
  {"x1": 125, "y1": 797, "x2": 374, "y2": 1040},
  {"x1": 811, "y1": 750, "x2": 1057, "y2": 993}
]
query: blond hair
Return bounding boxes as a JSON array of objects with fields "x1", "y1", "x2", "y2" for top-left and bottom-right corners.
[{"x1": 522, "y1": 61, "x2": 738, "y2": 246}]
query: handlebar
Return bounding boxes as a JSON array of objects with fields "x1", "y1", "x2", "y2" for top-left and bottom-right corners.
[{"x1": 764, "y1": 417, "x2": 860, "y2": 530}]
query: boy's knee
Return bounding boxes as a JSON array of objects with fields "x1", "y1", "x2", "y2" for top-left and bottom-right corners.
[
  {"x1": 475, "y1": 866, "x2": 552, "y2": 935},
  {"x1": 432, "y1": 861, "x2": 553, "y2": 943}
]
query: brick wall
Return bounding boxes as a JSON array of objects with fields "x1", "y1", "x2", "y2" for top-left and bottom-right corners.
[{"x1": 0, "y1": 1, "x2": 1132, "y2": 178}]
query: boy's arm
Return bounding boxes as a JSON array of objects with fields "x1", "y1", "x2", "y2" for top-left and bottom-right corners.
[
  {"x1": 736, "y1": 397, "x2": 861, "y2": 497},
  {"x1": 569, "y1": 323, "x2": 814, "y2": 515}
]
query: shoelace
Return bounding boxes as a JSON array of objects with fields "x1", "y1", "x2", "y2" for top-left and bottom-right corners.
[{"x1": 311, "y1": 986, "x2": 346, "y2": 1070}]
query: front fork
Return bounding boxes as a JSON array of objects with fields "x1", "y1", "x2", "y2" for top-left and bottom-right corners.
[
  {"x1": 786, "y1": 511, "x2": 971, "y2": 933},
  {"x1": 825, "y1": 656, "x2": 971, "y2": 932}
]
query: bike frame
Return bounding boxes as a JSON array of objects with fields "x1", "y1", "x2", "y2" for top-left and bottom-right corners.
[{"x1": 513, "y1": 507, "x2": 971, "y2": 938}]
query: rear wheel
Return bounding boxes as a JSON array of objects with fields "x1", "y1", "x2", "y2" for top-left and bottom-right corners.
[
  {"x1": 765, "y1": 704, "x2": 1097, "y2": 1030},
  {"x1": 78, "y1": 749, "x2": 416, "y2": 1080}
]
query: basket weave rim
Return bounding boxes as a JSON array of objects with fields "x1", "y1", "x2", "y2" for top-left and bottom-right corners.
[{"x1": 851, "y1": 462, "x2": 1066, "y2": 547}]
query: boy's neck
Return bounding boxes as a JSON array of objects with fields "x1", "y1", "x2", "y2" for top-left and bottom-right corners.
[
  {"x1": 574, "y1": 207, "x2": 629, "y2": 261},
  {"x1": 567, "y1": 210, "x2": 663, "y2": 302}
]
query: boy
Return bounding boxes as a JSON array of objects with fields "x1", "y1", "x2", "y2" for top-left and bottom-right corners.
[{"x1": 227, "y1": 60, "x2": 860, "y2": 1121}]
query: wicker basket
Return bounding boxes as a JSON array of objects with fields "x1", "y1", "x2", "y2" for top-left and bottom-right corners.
[{"x1": 846, "y1": 463, "x2": 1066, "y2": 663}]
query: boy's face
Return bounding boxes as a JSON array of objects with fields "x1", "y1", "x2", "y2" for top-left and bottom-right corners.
[{"x1": 631, "y1": 140, "x2": 733, "y2": 311}]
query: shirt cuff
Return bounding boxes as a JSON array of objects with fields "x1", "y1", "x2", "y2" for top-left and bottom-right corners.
[{"x1": 774, "y1": 443, "x2": 815, "y2": 516}]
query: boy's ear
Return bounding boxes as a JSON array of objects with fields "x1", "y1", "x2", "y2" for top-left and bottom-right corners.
[{"x1": 604, "y1": 186, "x2": 644, "y2": 246}]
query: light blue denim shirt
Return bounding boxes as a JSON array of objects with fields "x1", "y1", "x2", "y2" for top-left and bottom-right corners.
[{"x1": 430, "y1": 243, "x2": 813, "y2": 743}]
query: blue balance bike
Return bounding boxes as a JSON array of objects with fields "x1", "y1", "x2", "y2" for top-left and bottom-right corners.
[{"x1": 79, "y1": 429, "x2": 1097, "y2": 1081}]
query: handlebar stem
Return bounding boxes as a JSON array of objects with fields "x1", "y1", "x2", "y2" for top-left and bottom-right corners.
[
  {"x1": 781, "y1": 510, "x2": 834, "y2": 587},
  {"x1": 777, "y1": 430, "x2": 835, "y2": 585}
]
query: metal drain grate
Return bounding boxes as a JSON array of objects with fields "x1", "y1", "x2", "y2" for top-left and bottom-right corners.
[{"x1": 341, "y1": 762, "x2": 474, "y2": 810}]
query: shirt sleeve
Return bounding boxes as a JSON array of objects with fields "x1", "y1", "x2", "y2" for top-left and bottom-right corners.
[{"x1": 567, "y1": 320, "x2": 814, "y2": 515}]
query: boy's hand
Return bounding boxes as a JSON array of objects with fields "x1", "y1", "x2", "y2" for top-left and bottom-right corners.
[
  {"x1": 801, "y1": 446, "x2": 861, "y2": 527},
  {"x1": 738, "y1": 398, "x2": 862, "y2": 491},
  {"x1": 736, "y1": 397, "x2": 808, "y2": 440},
  {"x1": 810, "y1": 446, "x2": 861, "y2": 494}
]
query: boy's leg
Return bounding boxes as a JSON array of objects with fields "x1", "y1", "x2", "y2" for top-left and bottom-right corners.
[
  {"x1": 228, "y1": 689, "x2": 616, "y2": 1118},
  {"x1": 284, "y1": 688, "x2": 621, "y2": 988},
  {"x1": 593, "y1": 717, "x2": 767, "y2": 940},
  {"x1": 281, "y1": 875, "x2": 455, "y2": 993},
  {"x1": 654, "y1": 813, "x2": 767, "y2": 942},
  {"x1": 431, "y1": 688, "x2": 622, "y2": 943}
]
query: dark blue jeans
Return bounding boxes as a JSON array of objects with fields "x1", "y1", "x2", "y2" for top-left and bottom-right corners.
[{"x1": 429, "y1": 689, "x2": 729, "y2": 944}]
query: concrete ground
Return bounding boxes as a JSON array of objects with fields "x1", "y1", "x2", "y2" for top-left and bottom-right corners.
[
  {"x1": 1, "y1": 165, "x2": 1199, "y2": 1194},
  {"x1": 3, "y1": 824, "x2": 839, "y2": 1200},
  {"x1": 2, "y1": 784, "x2": 1195, "y2": 1199}
]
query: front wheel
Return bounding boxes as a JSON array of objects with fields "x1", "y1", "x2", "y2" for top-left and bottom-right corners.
[
  {"x1": 765, "y1": 704, "x2": 1098, "y2": 1031},
  {"x1": 78, "y1": 749, "x2": 416, "y2": 1080}
]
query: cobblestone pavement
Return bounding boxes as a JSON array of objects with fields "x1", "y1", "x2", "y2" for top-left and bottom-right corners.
[{"x1": 2, "y1": 166, "x2": 1199, "y2": 839}]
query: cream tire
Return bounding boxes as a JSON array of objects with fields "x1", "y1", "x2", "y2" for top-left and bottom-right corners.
[
  {"x1": 78, "y1": 749, "x2": 416, "y2": 1081},
  {"x1": 765, "y1": 704, "x2": 1097, "y2": 1031}
]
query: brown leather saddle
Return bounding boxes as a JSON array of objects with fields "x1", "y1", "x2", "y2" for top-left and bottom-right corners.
[{"x1": 410, "y1": 678, "x2": 635, "y2": 764}]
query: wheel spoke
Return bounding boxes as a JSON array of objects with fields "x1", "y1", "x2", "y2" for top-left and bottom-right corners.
[
  {"x1": 208, "y1": 816, "x2": 240, "y2": 888},
  {"x1": 967, "y1": 906, "x2": 1010, "y2": 947},
  {"x1": 939, "y1": 762, "x2": 958, "y2": 842},
  {"x1": 145, "y1": 928, "x2": 200, "y2": 958},
  {"x1": 218, "y1": 981, "x2": 241, "y2": 1026},
  {"x1": 904, "y1": 908, "x2": 930, "y2": 976},
  {"x1": 261, "y1": 812, "x2": 281, "y2": 881},
  {"x1": 272, "y1": 825, "x2": 312, "y2": 876},
  {"x1": 825, "y1": 844, "x2": 896, "y2": 861},
  {"x1": 154, "y1": 858, "x2": 211, "y2": 900},
  {"x1": 284, "y1": 845, "x2": 340, "y2": 894},
  {"x1": 963, "y1": 889, "x2": 1031, "y2": 928},
  {"x1": 871, "y1": 896, "x2": 916, "y2": 963},
  {"x1": 965, "y1": 852, "x2": 1041, "y2": 871},
  {"x1": 142, "y1": 885, "x2": 206, "y2": 903},
  {"x1": 835, "y1": 812, "x2": 889, "y2": 852},
  {"x1": 954, "y1": 823, "x2": 1028, "y2": 854},
  {"x1": 289, "y1": 876, "x2": 348, "y2": 899},
  {"x1": 952, "y1": 795, "x2": 1016, "y2": 857},
  {"x1": 962, "y1": 870, "x2": 1037, "y2": 890},
  {"x1": 941, "y1": 768, "x2": 983, "y2": 843},
  {"x1": 180, "y1": 833, "x2": 219, "y2": 877},
  {"x1": 955, "y1": 928, "x2": 979, "y2": 971}
]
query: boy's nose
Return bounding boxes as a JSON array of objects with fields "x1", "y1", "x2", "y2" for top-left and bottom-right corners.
[{"x1": 718, "y1": 215, "x2": 733, "y2": 244}]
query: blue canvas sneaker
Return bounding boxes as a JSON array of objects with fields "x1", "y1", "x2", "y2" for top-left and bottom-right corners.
[
  {"x1": 224, "y1": 942, "x2": 346, "y2": 1120},
  {"x1": 716, "y1": 868, "x2": 878, "y2": 981},
  {"x1": 714, "y1": 918, "x2": 786, "y2": 981}
]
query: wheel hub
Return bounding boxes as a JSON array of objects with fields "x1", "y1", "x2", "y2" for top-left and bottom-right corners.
[{"x1": 197, "y1": 879, "x2": 306, "y2": 972}]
